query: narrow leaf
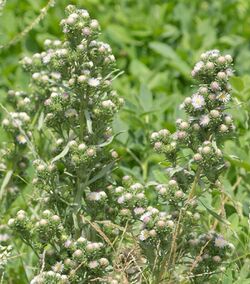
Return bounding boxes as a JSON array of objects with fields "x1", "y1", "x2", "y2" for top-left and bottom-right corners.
[
  {"x1": 84, "y1": 109, "x2": 93, "y2": 134},
  {"x1": 0, "y1": 170, "x2": 13, "y2": 200},
  {"x1": 51, "y1": 143, "x2": 70, "y2": 163},
  {"x1": 199, "y1": 199, "x2": 229, "y2": 225}
]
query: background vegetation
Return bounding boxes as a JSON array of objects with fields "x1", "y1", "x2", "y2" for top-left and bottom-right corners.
[{"x1": 0, "y1": 0, "x2": 249, "y2": 283}]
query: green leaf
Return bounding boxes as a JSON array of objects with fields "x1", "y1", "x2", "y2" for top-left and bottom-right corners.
[
  {"x1": 38, "y1": 111, "x2": 44, "y2": 130},
  {"x1": 0, "y1": 170, "x2": 13, "y2": 200},
  {"x1": 152, "y1": 170, "x2": 168, "y2": 183},
  {"x1": 226, "y1": 154, "x2": 250, "y2": 172},
  {"x1": 149, "y1": 42, "x2": 190, "y2": 77},
  {"x1": 129, "y1": 60, "x2": 151, "y2": 82},
  {"x1": 199, "y1": 199, "x2": 229, "y2": 225},
  {"x1": 99, "y1": 131, "x2": 126, "y2": 147},
  {"x1": 230, "y1": 76, "x2": 245, "y2": 92},
  {"x1": 87, "y1": 162, "x2": 115, "y2": 185},
  {"x1": 139, "y1": 84, "x2": 153, "y2": 111},
  {"x1": 51, "y1": 143, "x2": 70, "y2": 163},
  {"x1": 84, "y1": 109, "x2": 93, "y2": 134},
  {"x1": 112, "y1": 116, "x2": 129, "y2": 144}
]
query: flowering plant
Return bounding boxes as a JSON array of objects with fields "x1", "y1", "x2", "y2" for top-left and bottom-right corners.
[
  {"x1": 101, "y1": 49, "x2": 236, "y2": 283},
  {"x1": 4, "y1": 5, "x2": 237, "y2": 284},
  {"x1": 7, "y1": 5, "x2": 123, "y2": 283}
]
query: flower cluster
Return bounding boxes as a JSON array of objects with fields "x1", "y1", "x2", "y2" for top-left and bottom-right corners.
[
  {"x1": 0, "y1": 244, "x2": 12, "y2": 272},
  {"x1": 8, "y1": 5, "x2": 123, "y2": 283},
  {"x1": 188, "y1": 231, "x2": 234, "y2": 274},
  {"x1": 146, "y1": 50, "x2": 235, "y2": 281},
  {"x1": 5, "y1": 7, "x2": 236, "y2": 282}
]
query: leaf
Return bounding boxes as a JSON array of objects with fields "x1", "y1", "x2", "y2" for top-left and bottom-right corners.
[
  {"x1": 84, "y1": 109, "x2": 93, "y2": 134},
  {"x1": 38, "y1": 111, "x2": 44, "y2": 130},
  {"x1": 112, "y1": 116, "x2": 129, "y2": 144},
  {"x1": 152, "y1": 170, "x2": 168, "y2": 183},
  {"x1": 226, "y1": 154, "x2": 250, "y2": 172},
  {"x1": 51, "y1": 143, "x2": 70, "y2": 163},
  {"x1": 0, "y1": 170, "x2": 13, "y2": 200},
  {"x1": 230, "y1": 76, "x2": 245, "y2": 92},
  {"x1": 139, "y1": 84, "x2": 153, "y2": 111},
  {"x1": 149, "y1": 42, "x2": 190, "y2": 77},
  {"x1": 87, "y1": 162, "x2": 115, "y2": 185},
  {"x1": 106, "y1": 25, "x2": 138, "y2": 46},
  {"x1": 199, "y1": 199, "x2": 229, "y2": 225},
  {"x1": 99, "y1": 131, "x2": 126, "y2": 147},
  {"x1": 129, "y1": 60, "x2": 151, "y2": 82}
]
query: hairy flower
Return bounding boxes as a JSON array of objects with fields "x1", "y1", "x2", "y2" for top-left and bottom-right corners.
[{"x1": 191, "y1": 94, "x2": 205, "y2": 109}]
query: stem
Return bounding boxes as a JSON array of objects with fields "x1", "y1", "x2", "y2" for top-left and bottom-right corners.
[
  {"x1": 14, "y1": 240, "x2": 30, "y2": 283},
  {"x1": 156, "y1": 168, "x2": 202, "y2": 283},
  {"x1": 187, "y1": 167, "x2": 201, "y2": 200},
  {"x1": 79, "y1": 99, "x2": 85, "y2": 141}
]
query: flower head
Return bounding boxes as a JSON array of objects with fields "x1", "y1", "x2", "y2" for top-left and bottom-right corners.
[{"x1": 191, "y1": 94, "x2": 205, "y2": 109}]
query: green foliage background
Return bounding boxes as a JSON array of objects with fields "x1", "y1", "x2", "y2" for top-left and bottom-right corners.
[{"x1": 0, "y1": 0, "x2": 250, "y2": 282}]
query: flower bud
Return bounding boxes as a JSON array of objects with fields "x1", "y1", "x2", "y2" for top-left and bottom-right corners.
[
  {"x1": 210, "y1": 81, "x2": 220, "y2": 91},
  {"x1": 175, "y1": 190, "x2": 184, "y2": 198},
  {"x1": 217, "y1": 72, "x2": 226, "y2": 80},
  {"x1": 219, "y1": 124, "x2": 228, "y2": 133},
  {"x1": 202, "y1": 146, "x2": 211, "y2": 154},
  {"x1": 212, "y1": 255, "x2": 221, "y2": 262},
  {"x1": 206, "y1": 62, "x2": 214, "y2": 69},
  {"x1": 156, "y1": 220, "x2": 166, "y2": 228},
  {"x1": 166, "y1": 220, "x2": 174, "y2": 228},
  {"x1": 184, "y1": 97, "x2": 192, "y2": 104},
  {"x1": 179, "y1": 121, "x2": 189, "y2": 130},
  {"x1": 73, "y1": 249, "x2": 83, "y2": 258},
  {"x1": 217, "y1": 56, "x2": 226, "y2": 64},
  {"x1": 99, "y1": 258, "x2": 109, "y2": 267},
  {"x1": 225, "y1": 54, "x2": 233, "y2": 63},
  {"x1": 193, "y1": 153, "x2": 202, "y2": 161},
  {"x1": 210, "y1": 109, "x2": 220, "y2": 118},
  {"x1": 224, "y1": 115, "x2": 232, "y2": 125}
]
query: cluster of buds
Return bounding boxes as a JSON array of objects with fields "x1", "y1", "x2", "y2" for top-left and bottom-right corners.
[
  {"x1": 0, "y1": 87, "x2": 33, "y2": 233},
  {"x1": 146, "y1": 50, "x2": 235, "y2": 280},
  {"x1": 0, "y1": 245, "x2": 12, "y2": 272},
  {"x1": 188, "y1": 231, "x2": 234, "y2": 277},
  {"x1": 8, "y1": 6, "x2": 124, "y2": 282},
  {"x1": 30, "y1": 271, "x2": 69, "y2": 284},
  {"x1": 2, "y1": 111, "x2": 31, "y2": 145},
  {"x1": 107, "y1": 177, "x2": 147, "y2": 223},
  {"x1": 7, "y1": 90, "x2": 31, "y2": 111},
  {"x1": 35, "y1": 210, "x2": 63, "y2": 243},
  {"x1": 8, "y1": 210, "x2": 31, "y2": 241},
  {"x1": 138, "y1": 207, "x2": 175, "y2": 242}
]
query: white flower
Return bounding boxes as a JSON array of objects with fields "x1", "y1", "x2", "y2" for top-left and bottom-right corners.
[
  {"x1": 88, "y1": 260, "x2": 99, "y2": 269},
  {"x1": 102, "y1": 100, "x2": 115, "y2": 109},
  {"x1": 42, "y1": 53, "x2": 52, "y2": 64},
  {"x1": 140, "y1": 212, "x2": 151, "y2": 223},
  {"x1": 139, "y1": 230, "x2": 149, "y2": 241},
  {"x1": 130, "y1": 183, "x2": 143, "y2": 190},
  {"x1": 200, "y1": 115, "x2": 210, "y2": 127},
  {"x1": 88, "y1": 78, "x2": 100, "y2": 87},
  {"x1": 205, "y1": 49, "x2": 220, "y2": 57},
  {"x1": 65, "y1": 108, "x2": 78, "y2": 118},
  {"x1": 52, "y1": 261, "x2": 64, "y2": 273},
  {"x1": 117, "y1": 196, "x2": 125, "y2": 204},
  {"x1": 16, "y1": 134, "x2": 27, "y2": 144},
  {"x1": 214, "y1": 236, "x2": 228, "y2": 248},
  {"x1": 86, "y1": 192, "x2": 99, "y2": 201},
  {"x1": 217, "y1": 92, "x2": 230, "y2": 103},
  {"x1": 134, "y1": 207, "x2": 145, "y2": 215},
  {"x1": 191, "y1": 94, "x2": 205, "y2": 109},
  {"x1": 51, "y1": 72, "x2": 61, "y2": 80},
  {"x1": 193, "y1": 61, "x2": 204, "y2": 73}
]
